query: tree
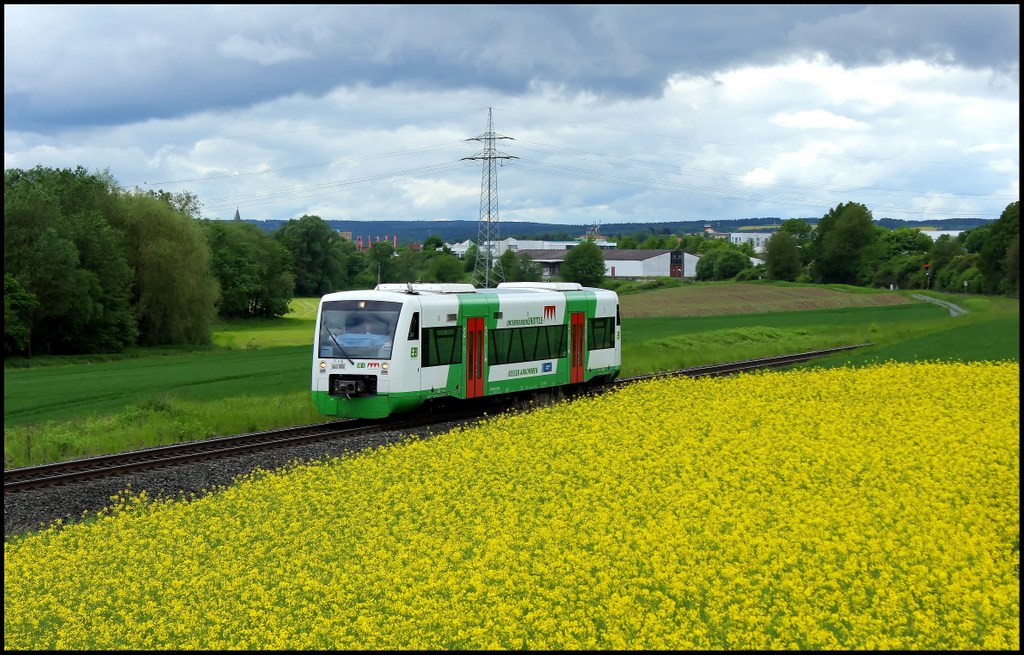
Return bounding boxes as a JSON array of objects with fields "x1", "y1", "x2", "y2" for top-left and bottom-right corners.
[
  {"x1": 735, "y1": 240, "x2": 756, "y2": 258},
  {"x1": 779, "y1": 218, "x2": 813, "y2": 246},
  {"x1": 695, "y1": 249, "x2": 719, "y2": 281},
  {"x1": 872, "y1": 254, "x2": 928, "y2": 290},
  {"x1": 713, "y1": 249, "x2": 750, "y2": 280},
  {"x1": 499, "y1": 250, "x2": 543, "y2": 282},
  {"x1": 4, "y1": 273, "x2": 38, "y2": 356},
  {"x1": 424, "y1": 254, "x2": 466, "y2": 283},
  {"x1": 63, "y1": 209, "x2": 138, "y2": 352},
  {"x1": 881, "y1": 227, "x2": 933, "y2": 257},
  {"x1": 961, "y1": 226, "x2": 989, "y2": 254},
  {"x1": 422, "y1": 234, "x2": 446, "y2": 254},
  {"x1": 365, "y1": 241, "x2": 399, "y2": 284},
  {"x1": 810, "y1": 202, "x2": 881, "y2": 285},
  {"x1": 978, "y1": 201, "x2": 1019, "y2": 294},
  {"x1": 463, "y1": 243, "x2": 479, "y2": 273},
  {"x1": 560, "y1": 240, "x2": 605, "y2": 286},
  {"x1": 203, "y1": 220, "x2": 294, "y2": 318},
  {"x1": 641, "y1": 235, "x2": 670, "y2": 249},
  {"x1": 697, "y1": 238, "x2": 734, "y2": 254},
  {"x1": 109, "y1": 193, "x2": 218, "y2": 345},
  {"x1": 275, "y1": 215, "x2": 349, "y2": 295},
  {"x1": 1002, "y1": 233, "x2": 1019, "y2": 295},
  {"x1": 926, "y1": 235, "x2": 965, "y2": 291},
  {"x1": 393, "y1": 248, "x2": 427, "y2": 283},
  {"x1": 764, "y1": 231, "x2": 802, "y2": 281},
  {"x1": 616, "y1": 235, "x2": 639, "y2": 249},
  {"x1": 513, "y1": 253, "x2": 543, "y2": 282},
  {"x1": 337, "y1": 236, "x2": 366, "y2": 290},
  {"x1": 4, "y1": 166, "x2": 136, "y2": 355},
  {"x1": 133, "y1": 188, "x2": 203, "y2": 219}
]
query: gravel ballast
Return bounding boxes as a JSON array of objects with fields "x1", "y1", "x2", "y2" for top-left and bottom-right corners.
[{"x1": 4, "y1": 421, "x2": 470, "y2": 540}]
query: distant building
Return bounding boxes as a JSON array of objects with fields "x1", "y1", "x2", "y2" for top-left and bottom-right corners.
[
  {"x1": 703, "y1": 225, "x2": 729, "y2": 240},
  {"x1": 448, "y1": 239, "x2": 475, "y2": 258},
  {"x1": 446, "y1": 236, "x2": 616, "y2": 259},
  {"x1": 602, "y1": 249, "x2": 700, "y2": 279},
  {"x1": 511, "y1": 248, "x2": 701, "y2": 281},
  {"x1": 729, "y1": 232, "x2": 774, "y2": 254}
]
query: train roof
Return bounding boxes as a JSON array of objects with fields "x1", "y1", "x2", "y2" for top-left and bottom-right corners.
[
  {"x1": 371, "y1": 282, "x2": 608, "y2": 295},
  {"x1": 320, "y1": 282, "x2": 616, "y2": 304},
  {"x1": 373, "y1": 283, "x2": 476, "y2": 294}
]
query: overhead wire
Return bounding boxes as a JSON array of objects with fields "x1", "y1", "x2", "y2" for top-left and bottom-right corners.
[{"x1": 55, "y1": 106, "x2": 1012, "y2": 220}]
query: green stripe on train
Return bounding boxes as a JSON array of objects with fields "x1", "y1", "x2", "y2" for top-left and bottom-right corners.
[
  {"x1": 311, "y1": 389, "x2": 428, "y2": 419},
  {"x1": 448, "y1": 289, "x2": 610, "y2": 397}
]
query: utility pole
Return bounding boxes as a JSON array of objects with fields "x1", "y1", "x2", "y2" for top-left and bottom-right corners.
[{"x1": 463, "y1": 107, "x2": 518, "y2": 288}]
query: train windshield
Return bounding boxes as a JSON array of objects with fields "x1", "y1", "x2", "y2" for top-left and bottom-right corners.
[{"x1": 319, "y1": 300, "x2": 401, "y2": 360}]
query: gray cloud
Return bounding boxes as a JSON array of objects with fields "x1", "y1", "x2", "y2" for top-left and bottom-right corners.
[
  {"x1": 5, "y1": 5, "x2": 1018, "y2": 133},
  {"x1": 3, "y1": 5, "x2": 1017, "y2": 225}
]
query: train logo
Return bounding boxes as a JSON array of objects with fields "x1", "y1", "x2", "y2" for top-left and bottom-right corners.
[
  {"x1": 542, "y1": 362, "x2": 553, "y2": 373},
  {"x1": 543, "y1": 305, "x2": 556, "y2": 320}
]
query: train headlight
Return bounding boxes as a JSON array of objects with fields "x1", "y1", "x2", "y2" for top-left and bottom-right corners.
[
  {"x1": 319, "y1": 360, "x2": 327, "y2": 372},
  {"x1": 381, "y1": 362, "x2": 390, "y2": 371}
]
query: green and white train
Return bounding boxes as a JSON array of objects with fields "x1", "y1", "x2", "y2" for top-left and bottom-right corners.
[{"x1": 311, "y1": 282, "x2": 621, "y2": 419}]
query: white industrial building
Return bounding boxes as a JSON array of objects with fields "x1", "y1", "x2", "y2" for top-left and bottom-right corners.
[
  {"x1": 729, "y1": 232, "x2": 774, "y2": 254},
  {"x1": 446, "y1": 236, "x2": 616, "y2": 259},
  {"x1": 510, "y1": 248, "x2": 701, "y2": 281}
]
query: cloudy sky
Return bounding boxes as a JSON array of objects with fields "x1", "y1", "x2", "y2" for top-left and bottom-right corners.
[{"x1": 4, "y1": 5, "x2": 1019, "y2": 227}]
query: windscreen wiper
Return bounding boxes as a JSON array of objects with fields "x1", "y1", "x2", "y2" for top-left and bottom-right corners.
[{"x1": 327, "y1": 332, "x2": 355, "y2": 366}]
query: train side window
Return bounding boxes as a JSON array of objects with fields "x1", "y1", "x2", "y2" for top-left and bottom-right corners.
[
  {"x1": 588, "y1": 316, "x2": 615, "y2": 351},
  {"x1": 547, "y1": 325, "x2": 567, "y2": 358},
  {"x1": 407, "y1": 312, "x2": 419, "y2": 341},
  {"x1": 489, "y1": 325, "x2": 568, "y2": 365},
  {"x1": 422, "y1": 326, "x2": 461, "y2": 367},
  {"x1": 507, "y1": 329, "x2": 527, "y2": 363},
  {"x1": 489, "y1": 330, "x2": 511, "y2": 365}
]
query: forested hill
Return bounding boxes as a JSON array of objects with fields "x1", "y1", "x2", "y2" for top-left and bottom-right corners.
[{"x1": 243, "y1": 217, "x2": 993, "y2": 243}]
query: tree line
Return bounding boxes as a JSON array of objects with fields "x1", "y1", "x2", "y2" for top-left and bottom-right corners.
[
  {"x1": 689, "y1": 201, "x2": 1018, "y2": 296},
  {"x1": 4, "y1": 166, "x2": 1018, "y2": 358},
  {"x1": 3, "y1": 166, "x2": 546, "y2": 357},
  {"x1": 559, "y1": 200, "x2": 1018, "y2": 295}
]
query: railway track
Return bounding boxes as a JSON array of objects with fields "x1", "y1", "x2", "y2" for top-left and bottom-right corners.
[
  {"x1": 615, "y1": 343, "x2": 870, "y2": 385},
  {"x1": 4, "y1": 344, "x2": 869, "y2": 494}
]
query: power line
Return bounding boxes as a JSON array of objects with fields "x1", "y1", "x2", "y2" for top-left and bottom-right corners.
[
  {"x1": 33, "y1": 106, "x2": 1007, "y2": 220},
  {"x1": 462, "y1": 107, "x2": 518, "y2": 288}
]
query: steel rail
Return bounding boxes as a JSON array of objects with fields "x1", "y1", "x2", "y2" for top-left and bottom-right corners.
[{"x1": 5, "y1": 344, "x2": 870, "y2": 493}]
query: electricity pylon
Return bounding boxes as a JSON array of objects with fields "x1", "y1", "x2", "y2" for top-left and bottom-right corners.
[{"x1": 463, "y1": 107, "x2": 518, "y2": 288}]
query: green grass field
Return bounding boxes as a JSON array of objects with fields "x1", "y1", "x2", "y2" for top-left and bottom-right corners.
[
  {"x1": 4, "y1": 286, "x2": 1018, "y2": 468},
  {"x1": 3, "y1": 346, "x2": 313, "y2": 428}
]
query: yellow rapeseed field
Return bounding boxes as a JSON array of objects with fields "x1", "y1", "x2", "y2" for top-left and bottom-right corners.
[{"x1": 4, "y1": 361, "x2": 1019, "y2": 650}]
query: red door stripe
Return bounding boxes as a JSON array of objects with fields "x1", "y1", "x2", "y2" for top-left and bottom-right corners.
[
  {"x1": 466, "y1": 317, "x2": 484, "y2": 398},
  {"x1": 570, "y1": 312, "x2": 584, "y2": 384}
]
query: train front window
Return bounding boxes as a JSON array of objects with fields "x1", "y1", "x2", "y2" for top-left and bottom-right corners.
[{"x1": 319, "y1": 300, "x2": 401, "y2": 360}]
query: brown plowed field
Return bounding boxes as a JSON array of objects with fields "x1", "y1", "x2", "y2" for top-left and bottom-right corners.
[{"x1": 619, "y1": 283, "x2": 915, "y2": 318}]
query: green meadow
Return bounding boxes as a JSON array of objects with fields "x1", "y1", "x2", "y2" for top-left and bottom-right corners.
[{"x1": 3, "y1": 286, "x2": 1018, "y2": 468}]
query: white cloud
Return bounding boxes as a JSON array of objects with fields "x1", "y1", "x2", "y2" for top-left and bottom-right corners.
[{"x1": 772, "y1": 110, "x2": 867, "y2": 131}]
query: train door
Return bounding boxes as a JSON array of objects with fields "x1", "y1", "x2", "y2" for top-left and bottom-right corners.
[
  {"x1": 466, "y1": 316, "x2": 485, "y2": 398},
  {"x1": 570, "y1": 311, "x2": 585, "y2": 384}
]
